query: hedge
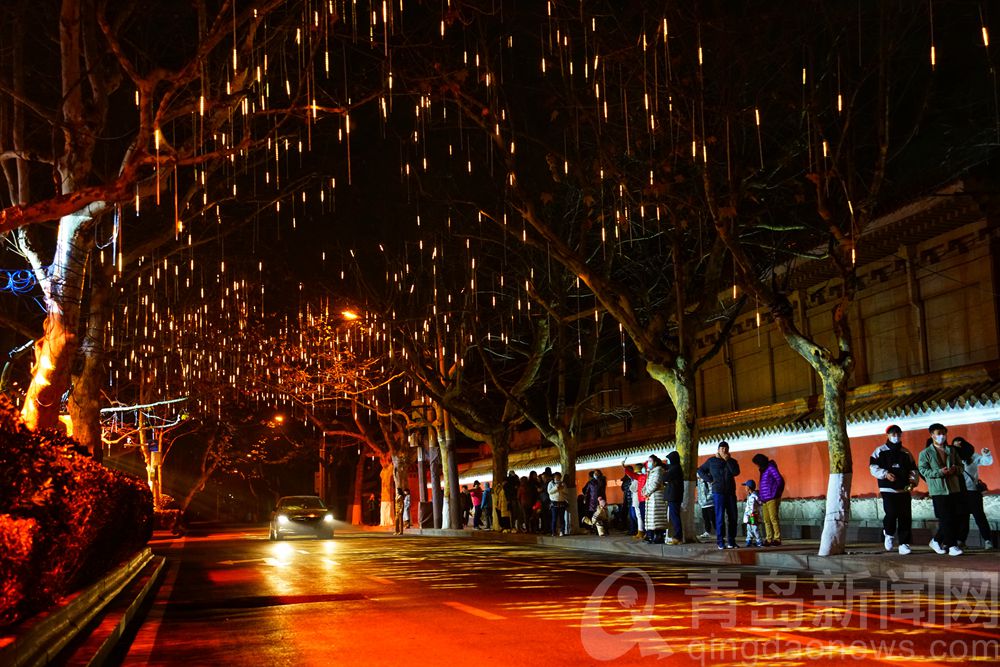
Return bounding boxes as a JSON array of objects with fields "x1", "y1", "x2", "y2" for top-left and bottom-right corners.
[{"x1": 0, "y1": 396, "x2": 153, "y2": 627}]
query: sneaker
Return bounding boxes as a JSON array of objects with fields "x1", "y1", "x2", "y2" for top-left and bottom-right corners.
[
  {"x1": 898, "y1": 544, "x2": 911, "y2": 555},
  {"x1": 929, "y1": 539, "x2": 946, "y2": 555},
  {"x1": 728, "y1": 543, "x2": 739, "y2": 549},
  {"x1": 948, "y1": 546, "x2": 963, "y2": 556},
  {"x1": 717, "y1": 544, "x2": 726, "y2": 550},
  {"x1": 697, "y1": 532, "x2": 710, "y2": 540},
  {"x1": 666, "y1": 538, "x2": 682, "y2": 545},
  {"x1": 884, "y1": 532, "x2": 895, "y2": 552},
  {"x1": 986, "y1": 540, "x2": 995, "y2": 550},
  {"x1": 771, "y1": 540, "x2": 781, "y2": 546}
]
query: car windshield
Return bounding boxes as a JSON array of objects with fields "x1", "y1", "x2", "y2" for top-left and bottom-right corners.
[{"x1": 278, "y1": 497, "x2": 326, "y2": 511}]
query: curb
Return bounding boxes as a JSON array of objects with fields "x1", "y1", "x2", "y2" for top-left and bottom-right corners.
[
  {"x1": 0, "y1": 548, "x2": 163, "y2": 667},
  {"x1": 404, "y1": 527, "x2": 1000, "y2": 588}
]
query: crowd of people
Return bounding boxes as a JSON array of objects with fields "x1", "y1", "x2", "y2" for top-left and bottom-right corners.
[
  {"x1": 873, "y1": 422, "x2": 994, "y2": 556},
  {"x1": 442, "y1": 421, "x2": 994, "y2": 553},
  {"x1": 457, "y1": 469, "x2": 611, "y2": 536}
]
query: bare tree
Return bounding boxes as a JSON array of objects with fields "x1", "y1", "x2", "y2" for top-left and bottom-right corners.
[
  {"x1": 691, "y1": 2, "x2": 994, "y2": 554},
  {"x1": 0, "y1": 1, "x2": 366, "y2": 433}
]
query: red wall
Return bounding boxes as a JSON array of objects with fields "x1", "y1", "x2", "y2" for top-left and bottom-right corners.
[{"x1": 572, "y1": 421, "x2": 1000, "y2": 503}]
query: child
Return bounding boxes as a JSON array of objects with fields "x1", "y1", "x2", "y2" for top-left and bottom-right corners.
[
  {"x1": 742, "y1": 480, "x2": 762, "y2": 547},
  {"x1": 583, "y1": 497, "x2": 611, "y2": 536}
]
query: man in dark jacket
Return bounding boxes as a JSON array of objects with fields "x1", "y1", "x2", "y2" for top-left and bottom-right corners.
[
  {"x1": 697, "y1": 441, "x2": 741, "y2": 549},
  {"x1": 620, "y1": 474, "x2": 636, "y2": 535},
  {"x1": 869, "y1": 424, "x2": 918, "y2": 555},
  {"x1": 582, "y1": 471, "x2": 600, "y2": 514}
]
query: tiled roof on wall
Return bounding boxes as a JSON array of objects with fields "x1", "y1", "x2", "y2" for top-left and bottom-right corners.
[{"x1": 458, "y1": 362, "x2": 1000, "y2": 478}]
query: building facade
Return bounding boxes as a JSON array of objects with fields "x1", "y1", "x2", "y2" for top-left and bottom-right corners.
[{"x1": 457, "y1": 182, "x2": 1000, "y2": 537}]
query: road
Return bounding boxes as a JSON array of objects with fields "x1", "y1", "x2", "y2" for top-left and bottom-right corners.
[{"x1": 117, "y1": 525, "x2": 999, "y2": 666}]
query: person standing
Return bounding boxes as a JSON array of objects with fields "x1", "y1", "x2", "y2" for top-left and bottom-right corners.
[
  {"x1": 538, "y1": 470, "x2": 551, "y2": 534},
  {"x1": 481, "y1": 482, "x2": 493, "y2": 530},
  {"x1": 505, "y1": 471, "x2": 521, "y2": 532},
  {"x1": 494, "y1": 481, "x2": 510, "y2": 531},
  {"x1": 752, "y1": 453, "x2": 786, "y2": 547},
  {"x1": 517, "y1": 476, "x2": 537, "y2": 533},
  {"x1": 593, "y1": 470, "x2": 607, "y2": 508},
  {"x1": 622, "y1": 462, "x2": 648, "y2": 540},
  {"x1": 868, "y1": 425, "x2": 918, "y2": 554},
  {"x1": 664, "y1": 451, "x2": 684, "y2": 544},
  {"x1": 470, "y1": 481, "x2": 484, "y2": 529},
  {"x1": 620, "y1": 472, "x2": 636, "y2": 535},
  {"x1": 460, "y1": 485, "x2": 472, "y2": 528},
  {"x1": 642, "y1": 455, "x2": 668, "y2": 544},
  {"x1": 918, "y1": 423, "x2": 965, "y2": 556},
  {"x1": 402, "y1": 489, "x2": 412, "y2": 529},
  {"x1": 547, "y1": 472, "x2": 569, "y2": 536},
  {"x1": 582, "y1": 471, "x2": 601, "y2": 517},
  {"x1": 393, "y1": 489, "x2": 406, "y2": 535},
  {"x1": 698, "y1": 441, "x2": 741, "y2": 550},
  {"x1": 742, "y1": 480, "x2": 762, "y2": 547},
  {"x1": 955, "y1": 437, "x2": 994, "y2": 550},
  {"x1": 696, "y1": 476, "x2": 715, "y2": 541}
]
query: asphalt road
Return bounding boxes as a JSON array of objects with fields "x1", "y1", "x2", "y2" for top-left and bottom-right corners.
[{"x1": 117, "y1": 525, "x2": 999, "y2": 666}]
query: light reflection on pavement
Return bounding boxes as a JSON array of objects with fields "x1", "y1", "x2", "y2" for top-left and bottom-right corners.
[{"x1": 120, "y1": 527, "x2": 999, "y2": 666}]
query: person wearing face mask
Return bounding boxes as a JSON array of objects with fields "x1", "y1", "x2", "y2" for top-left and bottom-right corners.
[
  {"x1": 918, "y1": 423, "x2": 965, "y2": 556},
  {"x1": 869, "y1": 425, "x2": 919, "y2": 555}
]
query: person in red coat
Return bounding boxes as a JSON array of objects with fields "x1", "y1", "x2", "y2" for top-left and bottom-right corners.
[{"x1": 470, "y1": 482, "x2": 484, "y2": 529}]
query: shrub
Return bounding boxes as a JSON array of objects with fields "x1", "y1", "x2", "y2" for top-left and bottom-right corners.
[{"x1": 0, "y1": 396, "x2": 153, "y2": 627}]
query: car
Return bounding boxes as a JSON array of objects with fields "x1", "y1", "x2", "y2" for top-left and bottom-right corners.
[{"x1": 268, "y1": 495, "x2": 335, "y2": 540}]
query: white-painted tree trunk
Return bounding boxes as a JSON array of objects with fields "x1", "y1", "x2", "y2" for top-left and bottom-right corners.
[
  {"x1": 818, "y1": 472, "x2": 852, "y2": 556},
  {"x1": 441, "y1": 496, "x2": 452, "y2": 529}
]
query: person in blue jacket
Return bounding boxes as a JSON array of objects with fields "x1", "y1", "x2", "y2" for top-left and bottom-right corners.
[{"x1": 697, "y1": 441, "x2": 741, "y2": 549}]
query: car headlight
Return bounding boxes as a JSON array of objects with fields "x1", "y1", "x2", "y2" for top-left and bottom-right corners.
[
  {"x1": 277, "y1": 515, "x2": 289, "y2": 525},
  {"x1": 323, "y1": 514, "x2": 334, "y2": 523}
]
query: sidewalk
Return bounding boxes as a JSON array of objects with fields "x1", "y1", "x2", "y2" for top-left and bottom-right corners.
[{"x1": 397, "y1": 525, "x2": 1000, "y2": 588}]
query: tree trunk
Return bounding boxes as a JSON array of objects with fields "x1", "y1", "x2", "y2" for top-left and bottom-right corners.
[
  {"x1": 427, "y1": 443, "x2": 442, "y2": 528},
  {"x1": 558, "y1": 437, "x2": 580, "y2": 533},
  {"x1": 818, "y1": 367, "x2": 853, "y2": 556},
  {"x1": 435, "y1": 423, "x2": 461, "y2": 529},
  {"x1": 391, "y1": 451, "x2": 411, "y2": 492},
  {"x1": 776, "y1": 303, "x2": 855, "y2": 556},
  {"x1": 647, "y1": 360, "x2": 699, "y2": 542},
  {"x1": 181, "y1": 437, "x2": 219, "y2": 514},
  {"x1": 21, "y1": 217, "x2": 91, "y2": 431},
  {"x1": 67, "y1": 260, "x2": 112, "y2": 461},
  {"x1": 488, "y1": 428, "x2": 511, "y2": 532},
  {"x1": 350, "y1": 453, "x2": 364, "y2": 525}
]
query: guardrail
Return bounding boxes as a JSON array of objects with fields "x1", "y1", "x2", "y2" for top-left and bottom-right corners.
[{"x1": 0, "y1": 548, "x2": 164, "y2": 667}]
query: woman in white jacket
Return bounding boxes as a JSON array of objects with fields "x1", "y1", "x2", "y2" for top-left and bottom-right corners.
[{"x1": 642, "y1": 455, "x2": 668, "y2": 544}]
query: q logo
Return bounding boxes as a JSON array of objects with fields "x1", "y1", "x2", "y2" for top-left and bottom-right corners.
[{"x1": 581, "y1": 567, "x2": 672, "y2": 660}]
